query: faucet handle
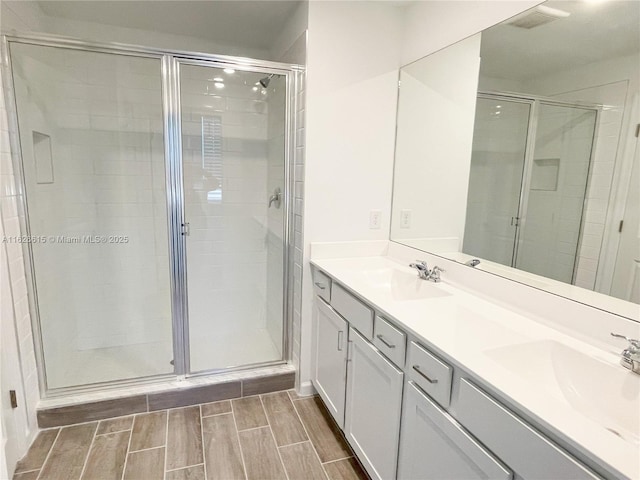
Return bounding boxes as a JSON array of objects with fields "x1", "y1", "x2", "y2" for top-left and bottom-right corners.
[
  {"x1": 409, "y1": 260, "x2": 428, "y2": 269},
  {"x1": 431, "y1": 266, "x2": 445, "y2": 273},
  {"x1": 611, "y1": 333, "x2": 640, "y2": 349}
]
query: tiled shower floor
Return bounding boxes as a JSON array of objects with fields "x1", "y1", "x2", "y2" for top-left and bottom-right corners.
[{"x1": 13, "y1": 390, "x2": 368, "y2": 480}]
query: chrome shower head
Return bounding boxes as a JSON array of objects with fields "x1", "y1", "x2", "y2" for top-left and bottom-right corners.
[{"x1": 259, "y1": 74, "x2": 275, "y2": 88}]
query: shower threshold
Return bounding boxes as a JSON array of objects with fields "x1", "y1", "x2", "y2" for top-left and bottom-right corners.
[{"x1": 37, "y1": 364, "x2": 295, "y2": 428}]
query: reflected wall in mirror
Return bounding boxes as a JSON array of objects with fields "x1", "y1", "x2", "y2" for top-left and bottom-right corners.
[{"x1": 390, "y1": 0, "x2": 640, "y2": 319}]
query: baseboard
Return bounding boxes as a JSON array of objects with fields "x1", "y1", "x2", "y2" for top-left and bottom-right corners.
[{"x1": 297, "y1": 380, "x2": 316, "y2": 397}]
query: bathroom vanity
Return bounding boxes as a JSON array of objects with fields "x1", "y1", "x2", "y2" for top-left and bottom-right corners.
[{"x1": 310, "y1": 250, "x2": 639, "y2": 480}]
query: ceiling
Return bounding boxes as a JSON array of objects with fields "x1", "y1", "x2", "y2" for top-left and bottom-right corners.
[
  {"x1": 480, "y1": 0, "x2": 640, "y2": 82},
  {"x1": 37, "y1": 1, "x2": 301, "y2": 51}
]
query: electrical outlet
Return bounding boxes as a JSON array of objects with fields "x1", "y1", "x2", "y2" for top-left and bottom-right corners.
[
  {"x1": 400, "y1": 209, "x2": 412, "y2": 229},
  {"x1": 369, "y1": 210, "x2": 382, "y2": 229}
]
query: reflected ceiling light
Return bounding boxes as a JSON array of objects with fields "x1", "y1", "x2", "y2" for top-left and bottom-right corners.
[
  {"x1": 224, "y1": 68, "x2": 235, "y2": 74},
  {"x1": 214, "y1": 82, "x2": 225, "y2": 89},
  {"x1": 496, "y1": 105, "x2": 502, "y2": 109},
  {"x1": 213, "y1": 77, "x2": 224, "y2": 82},
  {"x1": 252, "y1": 86, "x2": 259, "y2": 92}
]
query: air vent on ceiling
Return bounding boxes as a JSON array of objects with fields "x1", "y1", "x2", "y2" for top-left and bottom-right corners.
[{"x1": 507, "y1": 5, "x2": 571, "y2": 29}]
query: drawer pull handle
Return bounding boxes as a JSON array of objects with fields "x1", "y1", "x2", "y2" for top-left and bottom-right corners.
[
  {"x1": 314, "y1": 282, "x2": 326, "y2": 290},
  {"x1": 413, "y1": 365, "x2": 438, "y2": 384},
  {"x1": 376, "y1": 334, "x2": 396, "y2": 349},
  {"x1": 337, "y1": 331, "x2": 344, "y2": 351}
]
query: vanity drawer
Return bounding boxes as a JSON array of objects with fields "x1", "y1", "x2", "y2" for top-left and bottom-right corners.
[
  {"x1": 313, "y1": 269, "x2": 332, "y2": 303},
  {"x1": 373, "y1": 316, "x2": 406, "y2": 367},
  {"x1": 330, "y1": 283, "x2": 374, "y2": 339},
  {"x1": 457, "y1": 379, "x2": 601, "y2": 480},
  {"x1": 406, "y1": 341, "x2": 452, "y2": 408}
]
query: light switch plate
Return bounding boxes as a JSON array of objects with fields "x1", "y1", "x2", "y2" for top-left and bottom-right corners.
[
  {"x1": 369, "y1": 210, "x2": 382, "y2": 229},
  {"x1": 400, "y1": 209, "x2": 412, "y2": 228}
]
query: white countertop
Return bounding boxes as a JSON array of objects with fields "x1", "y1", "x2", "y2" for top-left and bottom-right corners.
[{"x1": 311, "y1": 255, "x2": 640, "y2": 480}]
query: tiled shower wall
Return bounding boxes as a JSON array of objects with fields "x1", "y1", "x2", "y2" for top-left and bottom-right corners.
[
  {"x1": 0, "y1": 66, "x2": 40, "y2": 457},
  {"x1": 0, "y1": 2, "x2": 50, "y2": 468},
  {"x1": 276, "y1": 33, "x2": 306, "y2": 391},
  {"x1": 553, "y1": 82, "x2": 629, "y2": 290}
]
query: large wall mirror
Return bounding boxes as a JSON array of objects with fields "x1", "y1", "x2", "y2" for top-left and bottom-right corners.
[{"x1": 390, "y1": 0, "x2": 639, "y2": 320}]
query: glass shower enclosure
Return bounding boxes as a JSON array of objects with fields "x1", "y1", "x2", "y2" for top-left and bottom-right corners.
[
  {"x1": 463, "y1": 93, "x2": 598, "y2": 285},
  {"x1": 4, "y1": 35, "x2": 301, "y2": 394}
]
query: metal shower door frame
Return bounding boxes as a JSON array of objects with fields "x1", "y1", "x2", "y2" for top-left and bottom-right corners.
[
  {"x1": 167, "y1": 56, "x2": 300, "y2": 378},
  {"x1": 1, "y1": 32, "x2": 302, "y2": 397},
  {"x1": 475, "y1": 93, "x2": 535, "y2": 267}
]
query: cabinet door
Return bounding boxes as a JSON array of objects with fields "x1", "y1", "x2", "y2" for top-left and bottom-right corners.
[
  {"x1": 397, "y1": 381, "x2": 512, "y2": 480},
  {"x1": 314, "y1": 298, "x2": 348, "y2": 428},
  {"x1": 345, "y1": 327, "x2": 404, "y2": 480}
]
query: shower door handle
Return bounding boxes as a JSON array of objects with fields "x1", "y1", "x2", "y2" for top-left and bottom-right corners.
[{"x1": 268, "y1": 188, "x2": 282, "y2": 209}]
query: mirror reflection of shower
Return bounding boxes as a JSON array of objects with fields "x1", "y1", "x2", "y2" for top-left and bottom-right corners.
[{"x1": 463, "y1": 93, "x2": 598, "y2": 287}]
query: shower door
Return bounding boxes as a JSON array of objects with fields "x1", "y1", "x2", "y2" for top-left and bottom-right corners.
[
  {"x1": 178, "y1": 62, "x2": 287, "y2": 373},
  {"x1": 464, "y1": 95, "x2": 598, "y2": 285},
  {"x1": 463, "y1": 96, "x2": 532, "y2": 265},
  {"x1": 9, "y1": 43, "x2": 174, "y2": 389}
]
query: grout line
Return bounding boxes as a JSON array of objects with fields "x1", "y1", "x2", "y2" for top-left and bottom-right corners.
[
  {"x1": 128, "y1": 445, "x2": 165, "y2": 454},
  {"x1": 235, "y1": 423, "x2": 271, "y2": 433},
  {"x1": 199, "y1": 404, "x2": 208, "y2": 480},
  {"x1": 276, "y1": 439, "x2": 310, "y2": 450},
  {"x1": 163, "y1": 409, "x2": 169, "y2": 480},
  {"x1": 321, "y1": 456, "x2": 355, "y2": 465},
  {"x1": 289, "y1": 394, "x2": 329, "y2": 480},
  {"x1": 77, "y1": 423, "x2": 99, "y2": 479},
  {"x1": 230, "y1": 397, "x2": 249, "y2": 480},
  {"x1": 95, "y1": 427, "x2": 133, "y2": 437},
  {"x1": 201, "y1": 410, "x2": 232, "y2": 419},
  {"x1": 14, "y1": 468, "x2": 40, "y2": 474},
  {"x1": 120, "y1": 424, "x2": 134, "y2": 480},
  {"x1": 259, "y1": 395, "x2": 290, "y2": 480},
  {"x1": 35, "y1": 427, "x2": 61, "y2": 480},
  {"x1": 165, "y1": 462, "x2": 205, "y2": 473}
]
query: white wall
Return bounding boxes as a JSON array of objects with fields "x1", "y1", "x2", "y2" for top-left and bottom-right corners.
[
  {"x1": 300, "y1": 0, "x2": 404, "y2": 390},
  {"x1": 390, "y1": 34, "x2": 481, "y2": 252}
]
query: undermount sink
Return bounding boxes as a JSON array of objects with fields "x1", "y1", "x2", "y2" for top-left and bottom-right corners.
[
  {"x1": 358, "y1": 267, "x2": 451, "y2": 301},
  {"x1": 487, "y1": 340, "x2": 640, "y2": 444}
]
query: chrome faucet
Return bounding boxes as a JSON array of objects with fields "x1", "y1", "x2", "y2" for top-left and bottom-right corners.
[
  {"x1": 409, "y1": 261, "x2": 430, "y2": 280},
  {"x1": 428, "y1": 266, "x2": 445, "y2": 283},
  {"x1": 409, "y1": 261, "x2": 445, "y2": 283},
  {"x1": 611, "y1": 333, "x2": 640, "y2": 375}
]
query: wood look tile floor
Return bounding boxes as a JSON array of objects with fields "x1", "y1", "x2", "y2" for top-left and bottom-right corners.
[{"x1": 13, "y1": 390, "x2": 369, "y2": 480}]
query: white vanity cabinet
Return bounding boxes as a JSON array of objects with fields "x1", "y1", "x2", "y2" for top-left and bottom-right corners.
[
  {"x1": 310, "y1": 267, "x2": 605, "y2": 480},
  {"x1": 398, "y1": 381, "x2": 512, "y2": 480},
  {"x1": 313, "y1": 298, "x2": 348, "y2": 427},
  {"x1": 344, "y1": 327, "x2": 404, "y2": 480}
]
